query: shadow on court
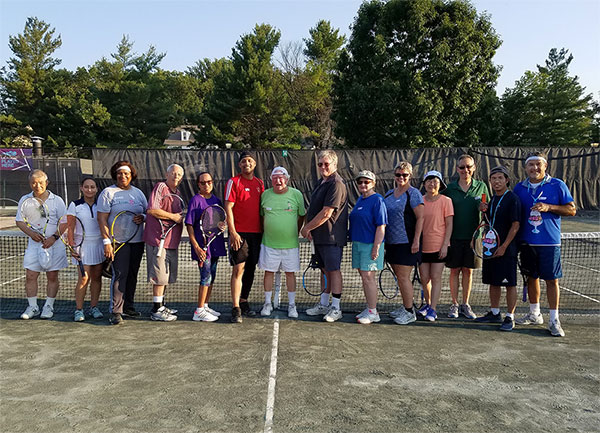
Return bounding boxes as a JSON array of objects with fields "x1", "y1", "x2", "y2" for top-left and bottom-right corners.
[{"x1": 1, "y1": 312, "x2": 599, "y2": 433}]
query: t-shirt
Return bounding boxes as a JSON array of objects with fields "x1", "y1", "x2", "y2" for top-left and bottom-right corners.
[
  {"x1": 260, "y1": 187, "x2": 306, "y2": 249},
  {"x1": 143, "y1": 182, "x2": 183, "y2": 249},
  {"x1": 224, "y1": 174, "x2": 264, "y2": 233},
  {"x1": 421, "y1": 195, "x2": 454, "y2": 253},
  {"x1": 443, "y1": 179, "x2": 489, "y2": 240},
  {"x1": 305, "y1": 172, "x2": 348, "y2": 247},
  {"x1": 185, "y1": 193, "x2": 227, "y2": 261},
  {"x1": 349, "y1": 193, "x2": 388, "y2": 244},
  {"x1": 67, "y1": 198, "x2": 101, "y2": 239},
  {"x1": 513, "y1": 175, "x2": 574, "y2": 246},
  {"x1": 96, "y1": 185, "x2": 147, "y2": 244},
  {"x1": 384, "y1": 187, "x2": 424, "y2": 244},
  {"x1": 16, "y1": 191, "x2": 67, "y2": 249},
  {"x1": 484, "y1": 190, "x2": 521, "y2": 257}
]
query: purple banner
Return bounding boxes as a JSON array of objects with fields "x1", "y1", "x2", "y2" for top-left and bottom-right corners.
[{"x1": 0, "y1": 148, "x2": 33, "y2": 171}]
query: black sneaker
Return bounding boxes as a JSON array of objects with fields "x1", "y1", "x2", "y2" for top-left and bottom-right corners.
[
  {"x1": 240, "y1": 301, "x2": 256, "y2": 317},
  {"x1": 231, "y1": 307, "x2": 243, "y2": 323},
  {"x1": 499, "y1": 316, "x2": 514, "y2": 332},
  {"x1": 122, "y1": 308, "x2": 141, "y2": 318},
  {"x1": 109, "y1": 313, "x2": 123, "y2": 325},
  {"x1": 474, "y1": 311, "x2": 502, "y2": 323}
]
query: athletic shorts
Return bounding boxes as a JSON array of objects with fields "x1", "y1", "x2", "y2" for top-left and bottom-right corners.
[
  {"x1": 229, "y1": 232, "x2": 262, "y2": 266},
  {"x1": 421, "y1": 251, "x2": 446, "y2": 264},
  {"x1": 482, "y1": 254, "x2": 518, "y2": 286},
  {"x1": 445, "y1": 239, "x2": 482, "y2": 269},
  {"x1": 352, "y1": 241, "x2": 384, "y2": 271},
  {"x1": 199, "y1": 257, "x2": 220, "y2": 286},
  {"x1": 146, "y1": 244, "x2": 178, "y2": 285},
  {"x1": 519, "y1": 244, "x2": 562, "y2": 281},
  {"x1": 314, "y1": 244, "x2": 344, "y2": 272},
  {"x1": 258, "y1": 245, "x2": 300, "y2": 273},
  {"x1": 23, "y1": 241, "x2": 68, "y2": 272},
  {"x1": 384, "y1": 243, "x2": 421, "y2": 267}
]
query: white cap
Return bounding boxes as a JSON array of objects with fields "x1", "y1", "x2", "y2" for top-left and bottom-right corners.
[{"x1": 271, "y1": 166, "x2": 289, "y2": 178}]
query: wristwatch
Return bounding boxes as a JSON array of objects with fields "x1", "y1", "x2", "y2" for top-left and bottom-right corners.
[{"x1": 52, "y1": 234, "x2": 60, "y2": 240}]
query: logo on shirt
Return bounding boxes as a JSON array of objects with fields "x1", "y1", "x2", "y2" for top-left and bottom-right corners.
[
  {"x1": 245, "y1": 188, "x2": 250, "y2": 192},
  {"x1": 357, "y1": 207, "x2": 363, "y2": 210}
]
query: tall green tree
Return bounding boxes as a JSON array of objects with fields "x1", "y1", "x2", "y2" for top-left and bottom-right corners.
[
  {"x1": 332, "y1": 0, "x2": 501, "y2": 148},
  {"x1": 501, "y1": 48, "x2": 594, "y2": 146}
]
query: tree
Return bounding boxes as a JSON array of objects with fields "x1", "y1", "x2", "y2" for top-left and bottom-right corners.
[
  {"x1": 501, "y1": 48, "x2": 594, "y2": 146},
  {"x1": 332, "y1": 0, "x2": 501, "y2": 148}
]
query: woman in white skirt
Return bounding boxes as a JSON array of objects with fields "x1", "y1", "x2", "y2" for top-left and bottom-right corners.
[{"x1": 67, "y1": 177, "x2": 105, "y2": 322}]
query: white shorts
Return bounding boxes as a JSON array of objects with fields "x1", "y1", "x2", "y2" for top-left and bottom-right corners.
[
  {"x1": 258, "y1": 245, "x2": 300, "y2": 273},
  {"x1": 23, "y1": 241, "x2": 68, "y2": 272},
  {"x1": 71, "y1": 236, "x2": 104, "y2": 266}
]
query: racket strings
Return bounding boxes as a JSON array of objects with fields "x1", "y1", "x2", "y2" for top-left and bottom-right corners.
[
  {"x1": 22, "y1": 199, "x2": 48, "y2": 229},
  {"x1": 112, "y1": 216, "x2": 138, "y2": 243}
]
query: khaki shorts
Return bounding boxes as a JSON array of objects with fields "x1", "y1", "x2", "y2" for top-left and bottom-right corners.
[{"x1": 146, "y1": 244, "x2": 178, "y2": 286}]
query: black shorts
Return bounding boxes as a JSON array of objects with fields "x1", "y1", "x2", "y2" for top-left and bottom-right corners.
[
  {"x1": 445, "y1": 239, "x2": 482, "y2": 269},
  {"x1": 482, "y1": 255, "x2": 517, "y2": 286},
  {"x1": 229, "y1": 232, "x2": 262, "y2": 266},
  {"x1": 385, "y1": 243, "x2": 421, "y2": 267},
  {"x1": 421, "y1": 252, "x2": 446, "y2": 264}
]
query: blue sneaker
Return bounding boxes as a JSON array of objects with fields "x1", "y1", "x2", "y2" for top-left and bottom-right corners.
[
  {"x1": 425, "y1": 307, "x2": 437, "y2": 322},
  {"x1": 499, "y1": 316, "x2": 514, "y2": 331},
  {"x1": 474, "y1": 311, "x2": 502, "y2": 323},
  {"x1": 417, "y1": 304, "x2": 429, "y2": 317}
]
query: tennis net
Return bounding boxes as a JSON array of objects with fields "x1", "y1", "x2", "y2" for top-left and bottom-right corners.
[{"x1": 1, "y1": 231, "x2": 598, "y2": 315}]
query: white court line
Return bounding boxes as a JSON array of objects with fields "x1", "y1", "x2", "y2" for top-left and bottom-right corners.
[
  {"x1": 1, "y1": 275, "x2": 25, "y2": 286},
  {"x1": 264, "y1": 319, "x2": 280, "y2": 433},
  {"x1": 0, "y1": 254, "x2": 23, "y2": 263},
  {"x1": 564, "y1": 260, "x2": 600, "y2": 274},
  {"x1": 561, "y1": 286, "x2": 600, "y2": 304}
]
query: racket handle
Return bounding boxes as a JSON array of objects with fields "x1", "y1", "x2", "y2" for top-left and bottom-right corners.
[
  {"x1": 78, "y1": 261, "x2": 86, "y2": 277},
  {"x1": 481, "y1": 193, "x2": 486, "y2": 203},
  {"x1": 310, "y1": 241, "x2": 315, "y2": 254},
  {"x1": 157, "y1": 240, "x2": 165, "y2": 257},
  {"x1": 522, "y1": 283, "x2": 528, "y2": 302}
]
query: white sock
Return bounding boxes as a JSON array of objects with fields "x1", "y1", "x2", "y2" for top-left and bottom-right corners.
[
  {"x1": 530, "y1": 303, "x2": 541, "y2": 315},
  {"x1": 27, "y1": 297, "x2": 38, "y2": 308},
  {"x1": 491, "y1": 307, "x2": 500, "y2": 315},
  {"x1": 331, "y1": 297, "x2": 341, "y2": 310},
  {"x1": 549, "y1": 309, "x2": 559, "y2": 321},
  {"x1": 44, "y1": 297, "x2": 55, "y2": 308},
  {"x1": 195, "y1": 307, "x2": 204, "y2": 313},
  {"x1": 204, "y1": 303, "x2": 210, "y2": 309},
  {"x1": 264, "y1": 291, "x2": 272, "y2": 304},
  {"x1": 369, "y1": 308, "x2": 377, "y2": 314},
  {"x1": 288, "y1": 291, "x2": 296, "y2": 305},
  {"x1": 153, "y1": 296, "x2": 164, "y2": 304},
  {"x1": 320, "y1": 293, "x2": 330, "y2": 306},
  {"x1": 506, "y1": 312, "x2": 514, "y2": 319}
]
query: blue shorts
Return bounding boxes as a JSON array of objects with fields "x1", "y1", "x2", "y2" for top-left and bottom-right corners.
[
  {"x1": 199, "y1": 257, "x2": 220, "y2": 286},
  {"x1": 352, "y1": 241, "x2": 384, "y2": 271},
  {"x1": 519, "y1": 244, "x2": 562, "y2": 281},
  {"x1": 314, "y1": 244, "x2": 344, "y2": 272}
]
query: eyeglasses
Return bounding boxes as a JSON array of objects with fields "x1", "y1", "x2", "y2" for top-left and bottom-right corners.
[
  {"x1": 198, "y1": 180, "x2": 213, "y2": 185},
  {"x1": 458, "y1": 165, "x2": 474, "y2": 170},
  {"x1": 318, "y1": 162, "x2": 331, "y2": 168},
  {"x1": 356, "y1": 180, "x2": 371, "y2": 185},
  {"x1": 395, "y1": 173, "x2": 410, "y2": 178}
]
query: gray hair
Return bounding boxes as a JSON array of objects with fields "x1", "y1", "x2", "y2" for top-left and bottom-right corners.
[
  {"x1": 318, "y1": 150, "x2": 338, "y2": 166},
  {"x1": 457, "y1": 154, "x2": 474, "y2": 165},
  {"x1": 28, "y1": 169, "x2": 48, "y2": 182},
  {"x1": 167, "y1": 164, "x2": 184, "y2": 174}
]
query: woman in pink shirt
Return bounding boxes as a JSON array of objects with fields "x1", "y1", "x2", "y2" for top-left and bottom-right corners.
[{"x1": 418, "y1": 171, "x2": 454, "y2": 322}]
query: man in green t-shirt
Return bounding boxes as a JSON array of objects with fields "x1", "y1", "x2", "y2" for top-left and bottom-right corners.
[
  {"x1": 442, "y1": 154, "x2": 490, "y2": 320},
  {"x1": 258, "y1": 166, "x2": 306, "y2": 318}
]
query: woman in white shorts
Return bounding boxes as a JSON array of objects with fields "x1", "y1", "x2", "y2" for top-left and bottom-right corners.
[{"x1": 67, "y1": 177, "x2": 105, "y2": 322}]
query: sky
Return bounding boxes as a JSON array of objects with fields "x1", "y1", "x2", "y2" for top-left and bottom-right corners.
[{"x1": 1, "y1": 0, "x2": 599, "y2": 98}]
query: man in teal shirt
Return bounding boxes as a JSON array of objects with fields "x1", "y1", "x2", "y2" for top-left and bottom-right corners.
[
  {"x1": 258, "y1": 166, "x2": 306, "y2": 318},
  {"x1": 443, "y1": 154, "x2": 490, "y2": 320}
]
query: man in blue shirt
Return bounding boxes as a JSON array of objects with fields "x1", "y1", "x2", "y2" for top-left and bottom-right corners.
[{"x1": 513, "y1": 152, "x2": 576, "y2": 337}]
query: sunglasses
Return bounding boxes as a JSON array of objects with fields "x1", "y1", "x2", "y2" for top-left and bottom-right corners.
[
  {"x1": 356, "y1": 180, "x2": 371, "y2": 185},
  {"x1": 198, "y1": 180, "x2": 213, "y2": 185},
  {"x1": 458, "y1": 165, "x2": 474, "y2": 170},
  {"x1": 395, "y1": 173, "x2": 410, "y2": 178},
  {"x1": 318, "y1": 162, "x2": 331, "y2": 168}
]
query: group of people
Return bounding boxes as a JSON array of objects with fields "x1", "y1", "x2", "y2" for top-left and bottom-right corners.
[{"x1": 15, "y1": 150, "x2": 576, "y2": 336}]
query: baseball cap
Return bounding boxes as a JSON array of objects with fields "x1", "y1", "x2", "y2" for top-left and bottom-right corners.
[
  {"x1": 239, "y1": 151, "x2": 256, "y2": 162},
  {"x1": 490, "y1": 166, "x2": 510, "y2": 177},
  {"x1": 271, "y1": 166, "x2": 289, "y2": 178},
  {"x1": 355, "y1": 170, "x2": 376, "y2": 182}
]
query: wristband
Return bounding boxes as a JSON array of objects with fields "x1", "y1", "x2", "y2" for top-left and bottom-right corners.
[
  {"x1": 52, "y1": 233, "x2": 59, "y2": 240},
  {"x1": 103, "y1": 238, "x2": 112, "y2": 245}
]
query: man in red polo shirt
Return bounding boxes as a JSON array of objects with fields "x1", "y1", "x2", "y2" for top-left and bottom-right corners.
[{"x1": 225, "y1": 151, "x2": 264, "y2": 323}]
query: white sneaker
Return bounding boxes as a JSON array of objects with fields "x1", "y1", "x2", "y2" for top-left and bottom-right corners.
[
  {"x1": 288, "y1": 304, "x2": 298, "y2": 319},
  {"x1": 548, "y1": 319, "x2": 565, "y2": 337},
  {"x1": 261, "y1": 302, "x2": 273, "y2": 316},
  {"x1": 74, "y1": 309, "x2": 85, "y2": 322},
  {"x1": 388, "y1": 308, "x2": 404, "y2": 319},
  {"x1": 204, "y1": 305, "x2": 221, "y2": 317},
  {"x1": 89, "y1": 306, "x2": 104, "y2": 319},
  {"x1": 355, "y1": 308, "x2": 369, "y2": 319},
  {"x1": 306, "y1": 303, "x2": 329, "y2": 316},
  {"x1": 192, "y1": 308, "x2": 218, "y2": 322},
  {"x1": 40, "y1": 304, "x2": 54, "y2": 319},
  {"x1": 515, "y1": 312, "x2": 544, "y2": 325},
  {"x1": 151, "y1": 306, "x2": 177, "y2": 322},
  {"x1": 394, "y1": 308, "x2": 417, "y2": 325},
  {"x1": 21, "y1": 305, "x2": 40, "y2": 320},
  {"x1": 324, "y1": 307, "x2": 342, "y2": 323},
  {"x1": 357, "y1": 310, "x2": 380, "y2": 324}
]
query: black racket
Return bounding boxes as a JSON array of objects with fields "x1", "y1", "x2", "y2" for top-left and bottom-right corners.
[
  {"x1": 156, "y1": 193, "x2": 186, "y2": 257},
  {"x1": 199, "y1": 204, "x2": 227, "y2": 265},
  {"x1": 378, "y1": 261, "x2": 399, "y2": 299},
  {"x1": 58, "y1": 214, "x2": 85, "y2": 276},
  {"x1": 302, "y1": 241, "x2": 327, "y2": 296},
  {"x1": 517, "y1": 243, "x2": 537, "y2": 302}
]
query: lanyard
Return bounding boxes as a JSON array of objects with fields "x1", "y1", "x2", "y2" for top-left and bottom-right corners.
[
  {"x1": 490, "y1": 190, "x2": 508, "y2": 230},
  {"x1": 526, "y1": 175, "x2": 549, "y2": 203}
]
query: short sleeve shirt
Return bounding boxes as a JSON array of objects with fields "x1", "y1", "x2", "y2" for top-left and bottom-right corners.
[
  {"x1": 305, "y1": 172, "x2": 348, "y2": 247},
  {"x1": 421, "y1": 195, "x2": 454, "y2": 253},
  {"x1": 349, "y1": 193, "x2": 388, "y2": 244},
  {"x1": 67, "y1": 198, "x2": 101, "y2": 239},
  {"x1": 224, "y1": 174, "x2": 264, "y2": 233},
  {"x1": 261, "y1": 187, "x2": 306, "y2": 249},
  {"x1": 143, "y1": 182, "x2": 183, "y2": 249},
  {"x1": 16, "y1": 191, "x2": 66, "y2": 249},
  {"x1": 97, "y1": 185, "x2": 147, "y2": 244},
  {"x1": 443, "y1": 179, "x2": 489, "y2": 240},
  {"x1": 384, "y1": 187, "x2": 424, "y2": 244},
  {"x1": 185, "y1": 193, "x2": 227, "y2": 261},
  {"x1": 484, "y1": 190, "x2": 521, "y2": 257},
  {"x1": 513, "y1": 176, "x2": 573, "y2": 246}
]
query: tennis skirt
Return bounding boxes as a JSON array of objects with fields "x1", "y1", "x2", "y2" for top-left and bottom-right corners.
[{"x1": 72, "y1": 236, "x2": 105, "y2": 266}]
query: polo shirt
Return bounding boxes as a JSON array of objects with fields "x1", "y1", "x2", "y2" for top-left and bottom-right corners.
[{"x1": 443, "y1": 179, "x2": 489, "y2": 240}]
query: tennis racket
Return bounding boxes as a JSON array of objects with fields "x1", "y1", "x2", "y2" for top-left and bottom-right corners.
[
  {"x1": 199, "y1": 204, "x2": 227, "y2": 265},
  {"x1": 517, "y1": 243, "x2": 536, "y2": 302},
  {"x1": 302, "y1": 241, "x2": 327, "y2": 296},
  {"x1": 111, "y1": 210, "x2": 141, "y2": 257},
  {"x1": 57, "y1": 214, "x2": 85, "y2": 276},
  {"x1": 20, "y1": 197, "x2": 51, "y2": 268},
  {"x1": 156, "y1": 193, "x2": 186, "y2": 257},
  {"x1": 471, "y1": 193, "x2": 501, "y2": 259},
  {"x1": 378, "y1": 262, "x2": 399, "y2": 299}
]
